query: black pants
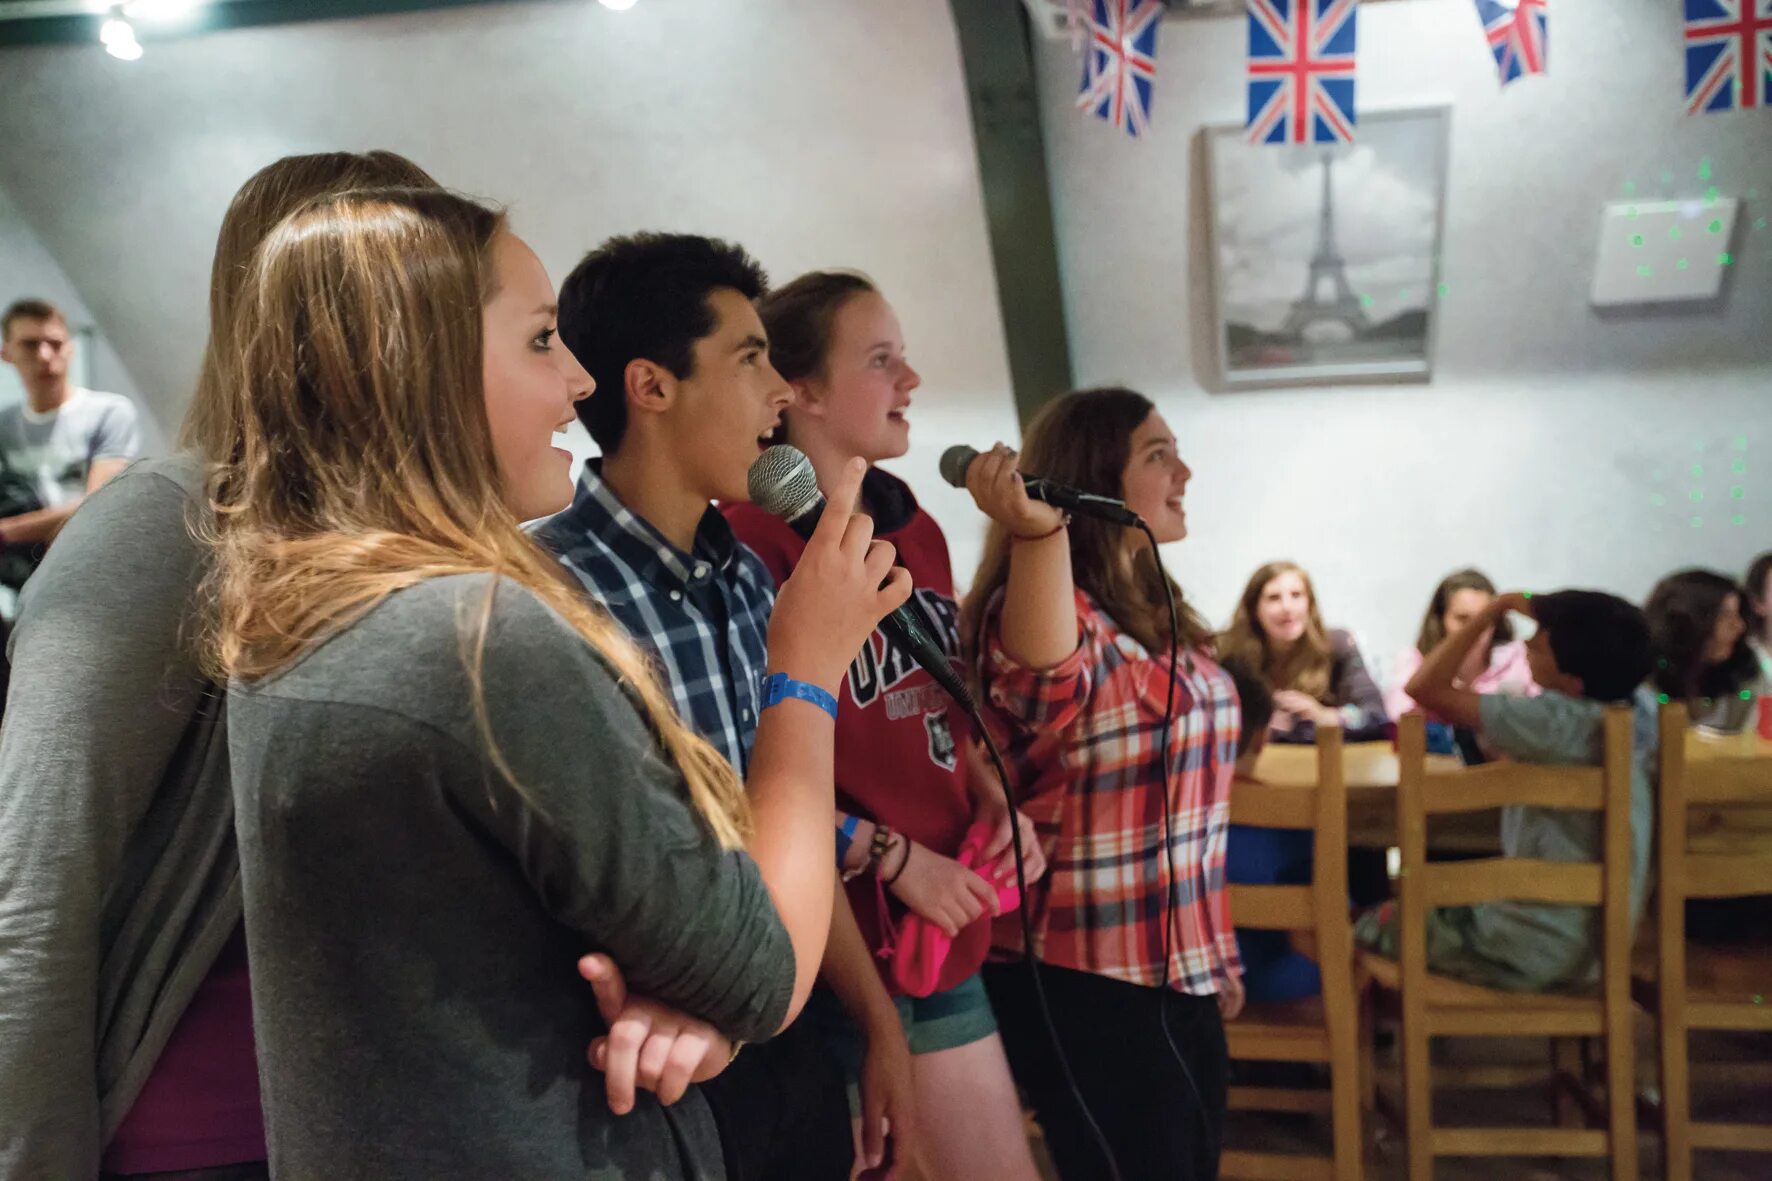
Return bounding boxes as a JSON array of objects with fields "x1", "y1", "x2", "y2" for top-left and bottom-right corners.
[
  {"x1": 699, "y1": 1012, "x2": 853, "y2": 1181},
  {"x1": 983, "y1": 960, "x2": 1227, "y2": 1181}
]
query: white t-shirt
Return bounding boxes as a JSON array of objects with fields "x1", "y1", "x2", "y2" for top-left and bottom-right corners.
[{"x1": 0, "y1": 388, "x2": 142, "y2": 508}]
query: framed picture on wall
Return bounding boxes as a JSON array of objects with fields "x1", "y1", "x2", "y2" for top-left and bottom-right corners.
[{"x1": 1204, "y1": 104, "x2": 1451, "y2": 388}]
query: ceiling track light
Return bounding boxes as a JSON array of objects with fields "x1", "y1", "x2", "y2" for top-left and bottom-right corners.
[{"x1": 99, "y1": 12, "x2": 143, "y2": 59}]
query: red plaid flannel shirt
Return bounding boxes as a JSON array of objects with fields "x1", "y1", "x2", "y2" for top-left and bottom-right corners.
[{"x1": 977, "y1": 589, "x2": 1242, "y2": 994}]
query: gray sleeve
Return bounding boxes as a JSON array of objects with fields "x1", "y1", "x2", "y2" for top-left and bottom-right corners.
[
  {"x1": 447, "y1": 582, "x2": 794, "y2": 1042},
  {"x1": 1478, "y1": 691, "x2": 1598, "y2": 765},
  {"x1": 90, "y1": 397, "x2": 142, "y2": 461},
  {"x1": 1329, "y1": 632, "x2": 1389, "y2": 734},
  {"x1": 0, "y1": 470, "x2": 208, "y2": 1179}
]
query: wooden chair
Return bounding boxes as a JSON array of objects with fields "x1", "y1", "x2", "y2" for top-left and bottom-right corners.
[
  {"x1": 1223, "y1": 722, "x2": 1371, "y2": 1181},
  {"x1": 1641, "y1": 702, "x2": 1772, "y2": 1181},
  {"x1": 1364, "y1": 710, "x2": 1639, "y2": 1181}
]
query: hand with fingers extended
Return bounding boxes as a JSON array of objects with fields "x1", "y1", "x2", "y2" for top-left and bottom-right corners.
[
  {"x1": 961, "y1": 442, "x2": 1066, "y2": 539},
  {"x1": 578, "y1": 953, "x2": 732, "y2": 1116},
  {"x1": 767, "y1": 457, "x2": 913, "y2": 696},
  {"x1": 885, "y1": 837, "x2": 1000, "y2": 937}
]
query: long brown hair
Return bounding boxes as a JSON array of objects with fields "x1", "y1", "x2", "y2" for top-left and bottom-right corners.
[
  {"x1": 960, "y1": 387, "x2": 1210, "y2": 662},
  {"x1": 1218, "y1": 560, "x2": 1333, "y2": 700},
  {"x1": 179, "y1": 150, "x2": 439, "y2": 461},
  {"x1": 759, "y1": 269, "x2": 878, "y2": 447},
  {"x1": 204, "y1": 186, "x2": 750, "y2": 847},
  {"x1": 1415, "y1": 567, "x2": 1514, "y2": 656}
]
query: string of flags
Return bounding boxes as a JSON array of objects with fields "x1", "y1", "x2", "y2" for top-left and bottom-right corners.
[{"x1": 1068, "y1": 0, "x2": 1769, "y2": 141}]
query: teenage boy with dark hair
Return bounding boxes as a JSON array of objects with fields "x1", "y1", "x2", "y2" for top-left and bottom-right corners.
[
  {"x1": 1357, "y1": 589, "x2": 1658, "y2": 993},
  {"x1": 536, "y1": 232, "x2": 911, "y2": 1181}
]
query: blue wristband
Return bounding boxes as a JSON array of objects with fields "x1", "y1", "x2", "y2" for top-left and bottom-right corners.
[
  {"x1": 761, "y1": 671, "x2": 838, "y2": 721},
  {"x1": 834, "y1": 813, "x2": 861, "y2": 866}
]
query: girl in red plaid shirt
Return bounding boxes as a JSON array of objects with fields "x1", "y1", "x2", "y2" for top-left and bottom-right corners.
[{"x1": 959, "y1": 388, "x2": 1243, "y2": 1181}]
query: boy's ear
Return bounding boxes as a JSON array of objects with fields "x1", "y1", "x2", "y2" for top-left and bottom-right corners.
[{"x1": 625, "y1": 358, "x2": 676, "y2": 421}]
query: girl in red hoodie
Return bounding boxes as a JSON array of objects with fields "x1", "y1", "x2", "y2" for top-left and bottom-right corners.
[{"x1": 724, "y1": 272, "x2": 1042, "y2": 1181}]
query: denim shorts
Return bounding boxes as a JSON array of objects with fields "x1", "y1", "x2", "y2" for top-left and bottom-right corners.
[{"x1": 797, "y1": 972, "x2": 1000, "y2": 1081}]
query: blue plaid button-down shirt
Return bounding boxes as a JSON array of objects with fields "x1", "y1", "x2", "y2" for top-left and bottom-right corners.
[{"x1": 534, "y1": 463, "x2": 774, "y2": 774}]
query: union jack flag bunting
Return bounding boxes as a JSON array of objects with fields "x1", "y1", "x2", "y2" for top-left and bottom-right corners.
[
  {"x1": 1247, "y1": 0, "x2": 1359, "y2": 145},
  {"x1": 1474, "y1": 0, "x2": 1547, "y2": 86},
  {"x1": 1076, "y1": 0, "x2": 1164, "y2": 137},
  {"x1": 1683, "y1": 0, "x2": 1771, "y2": 114}
]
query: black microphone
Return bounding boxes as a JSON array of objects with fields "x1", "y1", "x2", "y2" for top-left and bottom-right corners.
[
  {"x1": 938, "y1": 444, "x2": 1143, "y2": 526},
  {"x1": 748, "y1": 445, "x2": 975, "y2": 712}
]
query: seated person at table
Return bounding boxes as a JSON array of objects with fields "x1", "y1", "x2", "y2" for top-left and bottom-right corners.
[
  {"x1": 1385, "y1": 568, "x2": 1537, "y2": 721},
  {"x1": 1745, "y1": 551, "x2": 1772, "y2": 678},
  {"x1": 1220, "y1": 561, "x2": 1388, "y2": 744},
  {"x1": 1223, "y1": 657, "x2": 1322, "y2": 1005},
  {"x1": 1646, "y1": 568, "x2": 1765, "y2": 735},
  {"x1": 1355, "y1": 590, "x2": 1657, "y2": 993}
]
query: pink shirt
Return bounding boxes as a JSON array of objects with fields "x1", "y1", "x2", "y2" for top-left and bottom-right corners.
[
  {"x1": 1385, "y1": 639, "x2": 1539, "y2": 722},
  {"x1": 101, "y1": 926, "x2": 266, "y2": 1173}
]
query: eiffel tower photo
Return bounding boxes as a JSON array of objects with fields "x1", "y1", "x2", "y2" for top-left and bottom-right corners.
[
  {"x1": 1211, "y1": 106, "x2": 1447, "y2": 386},
  {"x1": 1281, "y1": 152, "x2": 1368, "y2": 341}
]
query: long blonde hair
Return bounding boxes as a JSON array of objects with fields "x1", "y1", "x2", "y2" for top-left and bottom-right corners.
[
  {"x1": 960, "y1": 388, "x2": 1210, "y2": 663},
  {"x1": 1218, "y1": 560, "x2": 1333, "y2": 701},
  {"x1": 205, "y1": 186, "x2": 750, "y2": 847},
  {"x1": 180, "y1": 150, "x2": 439, "y2": 461}
]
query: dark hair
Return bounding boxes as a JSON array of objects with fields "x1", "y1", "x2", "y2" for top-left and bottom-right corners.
[
  {"x1": 1645, "y1": 569, "x2": 1759, "y2": 703},
  {"x1": 558, "y1": 233, "x2": 769, "y2": 453},
  {"x1": 961, "y1": 387, "x2": 1210, "y2": 663},
  {"x1": 760, "y1": 270, "x2": 878, "y2": 385},
  {"x1": 2, "y1": 298, "x2": 65, "y2": 341},
  {"x1": 1530, "y1": 589, "x2": 1653, "y2": 703},
  {"x1": 1416, "y1": 568, "x2": 1514, "y2": 655},
  {"x1": 1219, "y1": 656, "x2": 1274, "y2": 759},
  {"x1": 1744, "y1": 551, "x2": 1772, "y2": 639},
  {"x1": 182, "y1": 150, "x2": 439, "y2": 459}
]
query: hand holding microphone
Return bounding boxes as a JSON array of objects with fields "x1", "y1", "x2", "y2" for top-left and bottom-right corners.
[
  {"x1": 766, "y1": 456, "x2": 912, "y2": 697},
  {"x1": 956, "y1": 443, "x2": 1069, "y2": 540},
  {"x1": 939, "y1": 443, "x2": 1142, "y2": 530},
  {"x1": 751, "y1": 445, "x2": 974, "y2": 710}
]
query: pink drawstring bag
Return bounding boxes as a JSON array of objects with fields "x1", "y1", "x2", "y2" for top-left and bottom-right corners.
[{"x1": 875, "y1": 819, "x2": 1023, "y2": 997}]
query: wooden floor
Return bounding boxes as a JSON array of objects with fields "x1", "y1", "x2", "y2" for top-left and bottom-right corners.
[{"x1": 1218, "y1": 1027, "x2": 1772, "y2": 1181}]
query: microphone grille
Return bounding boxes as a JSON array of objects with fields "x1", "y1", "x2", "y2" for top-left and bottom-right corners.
[
  {"x1": 938, "y1": 444, "x2": 979, "y2": 490},
  {"x1": 748, "y1": 444, "x2": 821, "y2": 520}
]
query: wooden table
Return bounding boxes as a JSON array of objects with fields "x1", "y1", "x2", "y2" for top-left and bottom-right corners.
[
  {"x1": 1251, "y1": 729, "x2": 1772, "y2": 852},
  {"x1": 1252, "y1": 741, "x2": 1474, "y2": 849},
  {"x1": 1686, "y1": 729, "x2": 1772, "y2": 856}
]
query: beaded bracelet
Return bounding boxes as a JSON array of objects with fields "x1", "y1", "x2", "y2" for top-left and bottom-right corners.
[{"x1": 842, "y1": 823, "x2": 894, "y2": 884}]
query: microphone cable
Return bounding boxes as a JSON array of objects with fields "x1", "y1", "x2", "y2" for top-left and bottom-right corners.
[{"x1": 1140, "y1": 520, "x2": 1220, "y2": 1173}]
